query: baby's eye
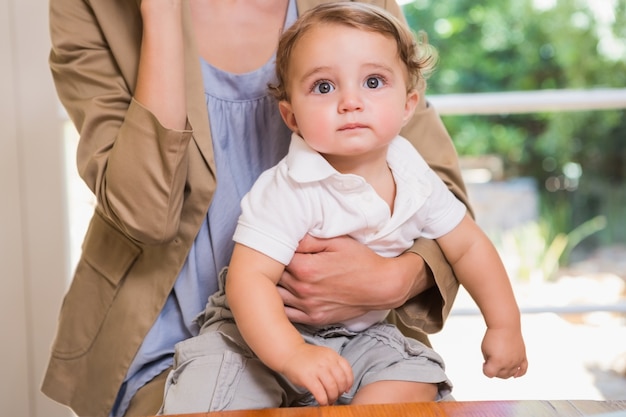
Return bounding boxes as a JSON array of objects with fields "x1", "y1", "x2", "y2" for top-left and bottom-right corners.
[
  {"x1": 312, "y1": 81, "x2": 334, "y2": 94},
  {"x1": 364, "y1": 76, "x2": 385, "y2": 89}
]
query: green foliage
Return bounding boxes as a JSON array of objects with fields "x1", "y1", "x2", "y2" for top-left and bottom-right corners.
[
  {"x1": 495, "y1": 214, "x2": 606, "y2": 282},
  {"x1": 404, "y1": 0, "x2": 626, "y2": 93},
  {"x1": 403, "y1": 0, "x2": 626, "y2": 249}
]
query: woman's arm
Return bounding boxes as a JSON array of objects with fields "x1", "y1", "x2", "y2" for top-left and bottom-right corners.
[
  {"x1": 49, "y1": 0, "x2": 192, "y2": 243},
  {"x1": 135, "y1": 0, "x2": 186, "y2": 129}
]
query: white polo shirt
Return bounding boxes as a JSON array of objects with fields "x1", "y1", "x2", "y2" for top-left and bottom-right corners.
[{"x1": 233, "y1": 133, "x2": 466, "y2": 330}]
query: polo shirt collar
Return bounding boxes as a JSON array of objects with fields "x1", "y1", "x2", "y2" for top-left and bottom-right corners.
[
  {"x1": 285, "y1": 132, "x2": 417, "y2": 182},
  {"x1": 286, "y1": 133, "x2": 340, "y2": 183}
]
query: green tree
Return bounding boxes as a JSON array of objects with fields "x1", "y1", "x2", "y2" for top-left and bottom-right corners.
[{"x1": 403, "y1": 0, "x2": 626, "y2": 248}]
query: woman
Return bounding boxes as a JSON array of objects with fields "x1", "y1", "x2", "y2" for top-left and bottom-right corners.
[{"x1": 42, "y1": 1, "x2": 470, "y2": 416}]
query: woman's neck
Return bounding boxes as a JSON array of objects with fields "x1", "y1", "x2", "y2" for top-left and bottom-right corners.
[{"x1": 190, "y1": 0, "x2": 290, "y2": 74}]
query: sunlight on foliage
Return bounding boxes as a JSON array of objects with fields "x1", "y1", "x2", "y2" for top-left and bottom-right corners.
[{"x1": 494, "y1": 215, "x2": 607, "y2": 282}]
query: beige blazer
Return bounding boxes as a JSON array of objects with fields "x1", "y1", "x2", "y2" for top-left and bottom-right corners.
[{"x1": 42, "y1": 0, "x2": 470, "y2": 415}]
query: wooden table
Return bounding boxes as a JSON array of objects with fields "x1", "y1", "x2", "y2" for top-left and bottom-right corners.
[{"x1": 164, "y1": 400, "x2": 626, "y2": 417}]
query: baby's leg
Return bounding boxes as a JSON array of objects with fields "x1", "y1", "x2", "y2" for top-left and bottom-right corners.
[
  {"x1": 160, "y1": 322, "x2": 285, "y2": 414},
  {"x1": 313, "y1": 323, "x2": 451, "y2": 405},
  {"x1": 351, "y1": 380, "x2": 438, "y2": 404}
]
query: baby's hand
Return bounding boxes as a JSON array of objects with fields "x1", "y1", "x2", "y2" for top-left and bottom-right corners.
[
  {"x1": 280, "y1": 344, "x2": 353, "y2": 405},
  {"x1": 481, "y1": 327, "x2": 528, "y2": 379}
]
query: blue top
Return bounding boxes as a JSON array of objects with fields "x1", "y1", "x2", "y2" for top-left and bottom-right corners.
[{"x1": 111, "y1": 2, "x2": 297, "y2": 415}]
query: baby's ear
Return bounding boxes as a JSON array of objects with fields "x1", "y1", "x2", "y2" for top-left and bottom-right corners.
[
  {"x1": 279, "y1": 101, "x2": 299, "y2": 133},
  {"x1": 402, "y1": 90, "x2": 419, "y2": 126}
]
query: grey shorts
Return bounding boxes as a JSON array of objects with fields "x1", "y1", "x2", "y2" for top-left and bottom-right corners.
[{"x1": 160, "y1": 317, "x2": 452, "y2": 414}]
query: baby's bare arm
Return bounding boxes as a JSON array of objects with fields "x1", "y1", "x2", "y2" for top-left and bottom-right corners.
[
  {"x1": 437, "y1": 214, "x2": 528, "y2": 378},
  {"x1": 226, "y1": 244, "x2": 353, "y2": 404}
]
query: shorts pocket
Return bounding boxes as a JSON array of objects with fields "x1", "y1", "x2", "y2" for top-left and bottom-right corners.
[{"x1": 161, "y1": 338, "x2": 245, "y2": 414}]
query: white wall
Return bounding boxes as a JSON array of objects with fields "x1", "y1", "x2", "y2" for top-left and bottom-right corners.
[{"x1": 1, "y1": 0, "x2": 73, "y2": 415}]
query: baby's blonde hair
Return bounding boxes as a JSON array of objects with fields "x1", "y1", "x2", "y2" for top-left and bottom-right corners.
[{"x1": 270, "y1": 2, "x2": 437, "y2": 102}]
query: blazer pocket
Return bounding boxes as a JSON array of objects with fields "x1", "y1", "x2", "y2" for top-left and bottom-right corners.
[{"x1": 51, "y1": 211, "x2": 142, "y2": 359}]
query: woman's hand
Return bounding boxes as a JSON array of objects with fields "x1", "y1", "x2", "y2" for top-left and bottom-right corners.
[{"x1": 278, "y1": 234, "x2": 434, "y2": 326}]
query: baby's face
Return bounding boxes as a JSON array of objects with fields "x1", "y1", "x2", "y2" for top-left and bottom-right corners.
[{"x1": 278, "y1": 23, "x2": 418, "y2": 162}]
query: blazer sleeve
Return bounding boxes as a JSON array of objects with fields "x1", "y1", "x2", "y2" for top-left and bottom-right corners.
[
  {"x1": 49, "y1": 0, "x2": 193, "y2": 244},
  {"x1": 378, "y1": 0, "x2": 474, "y2": 336}
]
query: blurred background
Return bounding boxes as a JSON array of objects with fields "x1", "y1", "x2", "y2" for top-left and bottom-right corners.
[
  {"x1": 2, "y1": 0, "x2": 625, "y2": 416},
  {"x1": 400, "y1": 0, "x2": 626, "y2": 403}
]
